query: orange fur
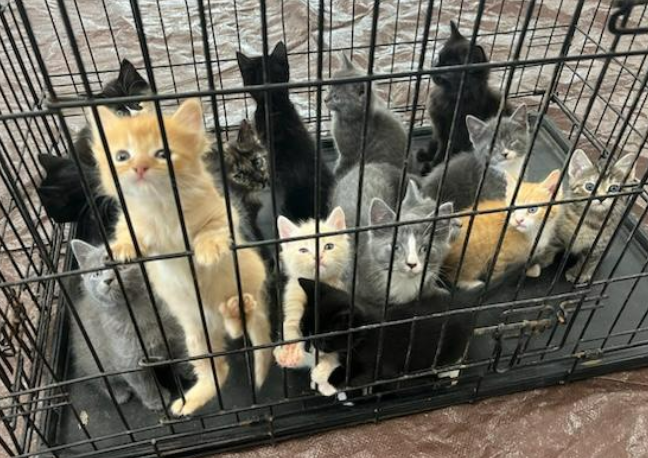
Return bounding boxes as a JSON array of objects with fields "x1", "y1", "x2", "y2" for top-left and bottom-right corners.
[
  {"x1": 90, "y1": 99, "x2": 271, "y2": 416},
  {"x1": 445, "y1": 170, "x2": 561, "y2": 288}
]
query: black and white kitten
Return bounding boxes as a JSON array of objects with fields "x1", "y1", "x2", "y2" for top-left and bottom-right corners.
[
  {"x1": 418, "y1": 21, "x2": 511, "y2": 173},
  {"x1": 237, "y1": 41, "x2": 334, "y2": 221}
]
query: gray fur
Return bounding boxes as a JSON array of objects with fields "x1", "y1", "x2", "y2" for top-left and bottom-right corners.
[
  {"x1": 422, "y1": 106, "x2": 529, "y2": 210},
  {"x1": 326, "y1": 54, "x2": 408, "y2": 177},
  {"x1": 353, "y1": 180, "x2": 455, "y2": 305},
  {"x1": 540, "y1": 151, "x2": 636, "y2": 282},
  {"x1": 70, "y1": 240, "x2": 190, "y2": 410},
  {"x1": 330, "y1": 162, "x2": 401, "y2": 228}
]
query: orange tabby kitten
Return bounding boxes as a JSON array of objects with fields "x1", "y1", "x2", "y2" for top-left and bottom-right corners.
[
  {"x1": 445, "y1": 170, "x2": 561, "y2": 289},
  {"x1": 90, "y1": 99, "x2": 271, "y2": 416}
]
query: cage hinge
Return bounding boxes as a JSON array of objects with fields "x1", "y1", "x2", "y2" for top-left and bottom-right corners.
[{"x1": 609, "y1": 0, "x2": 648, "y2": 35}]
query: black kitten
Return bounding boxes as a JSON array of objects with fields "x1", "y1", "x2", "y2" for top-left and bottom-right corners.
[
  {"x1": 237, "y1": 42, "x2": 334, "y2": 220},
  {"x1": 418, "y1": 21, "x2": 511, "y2": 173},
  {"x1": 37, "y1": 59, "x2": 150, "y2": 244},
  {"x1": 298, "y1": 278, "x2": 474, "y2": 392}
]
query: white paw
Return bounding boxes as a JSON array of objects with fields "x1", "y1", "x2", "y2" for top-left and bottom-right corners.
[{"x1": 526, "y1": 264, "x2": 541, "y2": 278}]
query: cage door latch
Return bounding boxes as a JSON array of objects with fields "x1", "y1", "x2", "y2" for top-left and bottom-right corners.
[{"x1": 609, "y1": 0, "x2": 648, "y2": 35}]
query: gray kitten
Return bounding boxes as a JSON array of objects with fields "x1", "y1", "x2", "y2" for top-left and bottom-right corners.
[
  {"x1": 70, "y1": 240, "x2": 190, "y2": 411},
  {"x1": 330, "y1": 162, "x2": 402, "y2": 228},
  {"x1": 353, "y1": 180, "x2": 455, "y2": 305},
  {"x1": 422, "y1": 104, "x2": 529, "y2": 211},
  {"x1": 540, "y1": 150, "x2": 636, "y2": 282},
  {"x1": 326, "y1": 54, "x2": 408, "y2": 177}
]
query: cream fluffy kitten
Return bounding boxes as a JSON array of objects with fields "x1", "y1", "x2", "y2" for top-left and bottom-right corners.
[
  {"x1": 275, "y1": 207, "x2": 349, "y2": 395},
  {"x1": 90, "y1": 99, "x2": 271, "y2": 416}
]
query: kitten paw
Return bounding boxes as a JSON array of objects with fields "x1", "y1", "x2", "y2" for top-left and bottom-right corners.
[
  {"x1": 170, "y1": 397, "x2": 201, "y2": 417},
  {"x1": 274, "y1": 343, "x2": 305, "y2": 368},
  {"x1": 311, "y1": 362, "x2": 339, "y2": 396},
  {"x1": 526, "y1": 264, "x2": 541, "y2": 278},
  {"x1": 218, "y1": 294, "x2": 257, "y2": 339},
  {"x1": 565, "y1": 267, "x2": 591, "y2": 284},
  {"x1": 193, "y1": 235, "x2": 229, "y2": 266},
  {"x1": 141, "y1": 389, "x2": 171, "y2": 412},
  {"x1": 111, "y1": 242, "x2": 137, "y2": 262},
  {"x1": 457, "y1": 280, "x2": 485, "y2": 290}
]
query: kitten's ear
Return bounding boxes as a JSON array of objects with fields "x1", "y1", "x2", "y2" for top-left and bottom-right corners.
[
  {"x1": 236, "y1": 51, "x2": 253, "y2": 72},
  {"x1": 510, "y1": 104, "x2": 528, "y2": 128},
  {"x1": 568, "y1": 149, "x2": 595, "y2": 180},
  {"x1": 87, "y1": 105, "x2": 119, "y2": 138},
  {"x1": 466, "y1": 115, "x2": 488, "y2": 146},
  {"x1": 340, "y1": 53, "x2": 354, "y2": 70},
  {"x1": 237, "y1": 119, "x2": 254, "y2": 144},
  {"x1": 277, "y1": 215, "x2": 298, "y2": 240},
  {"x1": 325, "y1": 206, "x2": 346, "y2": 231},
  {"x1": 38, "y1": 154, "x2": 68, "y2": 173},
  {"x1": 613, "y1": 154, "x2": 636, "y2": 180},
  {"x1": 504, "y1": 171, "x2": 519, "y2": 203},
  {"x1": 369, "y1": 198, "x2": 396, "y2": 226},
  {"x1": 271, "y1": 42, "x2": 288, "y2": 64},
  {"x1": 437, "y1": 201, "x2": 454, "y2": 217},
  {"x1": 403, "y1": 179, "x2": 423, "y2": 207},
  {"x1": 542, "y1": 169, "x2": 562, "y2": 195},
  {"x1": 118, "y1": 59, "x2": 149, "y2": 93},
  {"x1": 450, "y1": 20, "x2": 463, "y2": 39},
  {"x1": 70, "y1": 239, "x2": 98, "y2": 269},
  {"x1": 473, "y1": 45, "x2": 488, "y2": 64},
  {"x1": 173, "y1": 98, "x2": 204, "y2": 133}
]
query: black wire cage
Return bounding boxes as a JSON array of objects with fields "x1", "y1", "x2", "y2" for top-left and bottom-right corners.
[{"x1": 2, "y1": 0, "x2": 648, "y2": 456}]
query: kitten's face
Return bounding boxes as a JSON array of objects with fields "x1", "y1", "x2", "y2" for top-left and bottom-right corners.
[
  {"x1": 99, "y1": 59, "x2": 152, "y2": 117},
  {"x1": 237, "y1": 42, "x2": 290, "y2": 102},
  {"x1": 467, "y1": 105, "x2": 529, "y2": 172},
  {"x1": 90, "y1": 99, "x2": 209, "y2": 199},
  {"x1": 568, "y1": 150, "x2": 636, "y2": 214},
  {"x1": 278, "y1": 207, "x2": 349, "y2": 281},
  {"x1": 368, "y1": 181, "x2": 454, "y2": 279},
  {"x1": 223, "y1": 120, "x2": 269, "y2": 191},
  {"x1": 325, "y1": 55, "x2": 367, "y2": 115},
  {"x1": 71, "y1": 240, "x2": 145, "y2": 307},
  {"x1": 509, "y1": 170, "x2": 561, "y2": 235},
  {"x1": 433, "y1": 21, "x2": 489, "y2": 90}
]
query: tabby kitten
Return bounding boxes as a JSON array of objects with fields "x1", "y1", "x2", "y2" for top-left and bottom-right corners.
[
  {"x1": 326, "y1": 54, "x2": 408, "y2": 177},
  {"x1": 90, "y1": 99, "x2": 272, "y2": 416},
  {"x1": 444, "y1": 170, "x2": 561, "y2": 289},
  {"x1": 542, "y1": 150, "x2": 636, "y2": 283},
  {"x1": 274, "y1": 207, "x2": 348, "y2": 374},
  {"x1": 237, "y1": 42, "x2": 333, "y2": 220},
  {"x1": 418, "y1": 21, "x2": 511, "y2": 172},
  {"x1": 355, "y1": 180, "x2": 455, "y2": 304},
  {"x1": 422, "y1": 105, "x2": 529, "y2": 211},
  {"x1": 70, "y1": 240, "x2": 190, "y2": 411}
]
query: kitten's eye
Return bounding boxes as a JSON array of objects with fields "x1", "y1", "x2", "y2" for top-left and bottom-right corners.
[
  {"x1": 608, "y1": 184, "x2": 621, "y2": 193},
  {"x1": 298, "y1": 248, "x2": 309, "y2": 254},
  {"x1": 115, "y1": 150, "x2": 131, "y2": 162},
  {"x1": 394, "y1": 245, "x2": 401, "y2": 252},
  {"x1": 419, "y1": 245, "x2": 428, "y2": 253},
  {"x1": 324, "y1": 243, "x2": 334, "y2": 251},
  {"x1": 511, "y1": 140, "x2": 522, "y2": 148},
  {"x1": 584, "y1": 182, "x2": 596, "y2": 192},
  {"x1": 154, "y1": 149, "x2": 169, "y2": 159},
  {"x1": 528, "y1": 207, "x2": 538, "y2": 214},
  {"x1": 252, "y1": 156, "x2": 264, "y2": 168}
]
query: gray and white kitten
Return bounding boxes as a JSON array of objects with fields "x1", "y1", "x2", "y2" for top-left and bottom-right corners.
[
  {"x1": 539, "y1": 150, "x2": 636, "y2": 282},
  {"x1": 330, "y1": 162, "x2": 402, "y2": 228},
  {"x1": 354, "y1": 180, "x2": 456, "y2": 304},
  {"x1": 326, "y1": 54, "x2": 408, "y2": 178},
  {"x1": 422, "y1": 104, "x2": 529, "y2": 211},
  {"x1": 70, "y1": 240, "x2": 190, "y2": 411}
]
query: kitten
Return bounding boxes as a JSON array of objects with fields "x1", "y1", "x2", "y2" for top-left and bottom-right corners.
[
  {"x1": 90, "y1": 99, "x2": 272, "y2": 416},
  {"x1": 326, "y1": 54, "x2": 408, "y2": 177},
  {"x1": 237, "y1": 42, "x2": 334, "y2": 220},
  {"x1": 418, "y1": 21, "x2": 512, "y2": 172},
  {"x1": 274, "y1": 207, "x2": 349, "y2": 369},
  {"x1": 37, "y1": 59, "x2": 151, "y2": 240},
  {"x1": 541, "y1": 150, "x2": 636, "y2": 283},
  {"x1": 70, "y1": 239, "x2": 190, "y2": 411},
  {"x1": 422, "y1": 105, "x2": 529, "y2": 211},
  {"x1": 444, "y1": 170, "x2": 561, "y2": 289},
  {"x1": 355, "y1": 180, "x2": 455, "y2": 304},
  {"x1": 298, "y1": 279, "x2": 474, "y2": 393},
  {"x1": 329, "y1": 162, "x2": 402, "y2": 228}
]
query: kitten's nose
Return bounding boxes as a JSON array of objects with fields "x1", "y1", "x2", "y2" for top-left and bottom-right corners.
[
  {"x1": 516, "y1": 217, "x2": 525, "y2": 225},
  {"x1": 406, "y1": 262, "x2": 417, "y2": 270},
  {"x1": 104, "y1": 277, "x2": 114, "y2": 286},
  {"x1": 134, "y1": 165, "x2": 149, "y2": 178}
]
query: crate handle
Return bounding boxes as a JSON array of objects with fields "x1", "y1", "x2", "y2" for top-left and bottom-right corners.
[{"x1": 609, "y1": 0, "x2": 648, "y2": 35}]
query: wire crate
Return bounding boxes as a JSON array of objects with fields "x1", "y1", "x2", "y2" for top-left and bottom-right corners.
[{"x1": 1, "y1": 0, "x2": 648, "y2": 456}]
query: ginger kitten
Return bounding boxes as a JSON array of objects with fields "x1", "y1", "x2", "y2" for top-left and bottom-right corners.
[
  {"x1": 275, "y1": 207, "x2": 349, "y2": 395},
  {"x1": 445, "y1": 170, "x2": 561, "y2": 289},
  {"x1": 90, "y1": 99, "x2": 271, "y2": 416}
]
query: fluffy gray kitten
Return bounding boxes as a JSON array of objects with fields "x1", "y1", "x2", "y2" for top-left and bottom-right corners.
[
  {"x1": 326, "y1": 54, "x2": 408, "y2": 178},
  {"x1": 70, "y1": 240, "x2": 190, "y2": 411},
  {"x1": 539, "y1": 150, "x2": 636, "y2": 283},
  {"x1": 330, "y1": 162, "x2": 402, "y2": 228},
  {"x1": 353, "y1": 180, "x2": 456, "y2": 305},
  {"x1": 422, "y1": 104, "x2": 529, "y2": 211}
]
